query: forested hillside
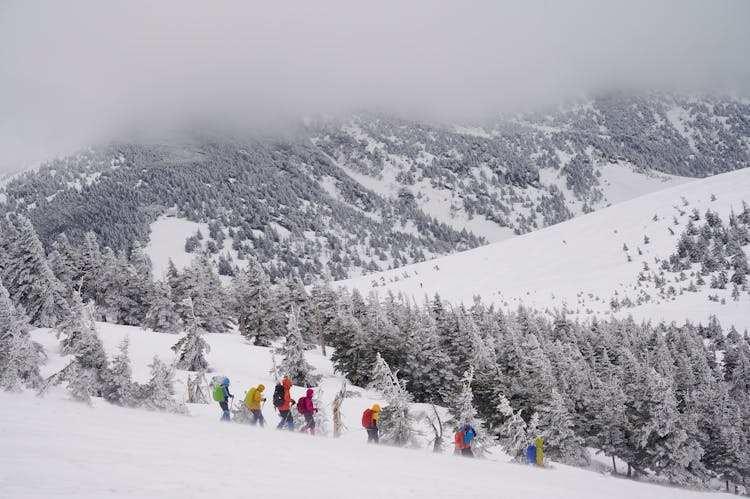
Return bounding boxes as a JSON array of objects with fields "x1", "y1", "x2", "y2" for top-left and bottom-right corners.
[{"x1": 1, "y1": 93, "x2": 748, "y2": 283}]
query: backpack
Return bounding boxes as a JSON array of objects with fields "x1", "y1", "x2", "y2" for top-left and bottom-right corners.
[
  {"x1": 213, "y1": 385, "x2": 225, "y2": 402},
  {"x1": 272, "y1": 383, "x2": 284, "y2": 408},
  {"x1": 454, "y1": 430, "x2": 465, "y2": 449},
  {"x1": 297, "y1": 396, "x2": 308, "y2": 414},
  {"x1": 245, "y1": 387, "x2": 257, "y2": 409},
  {"x1": 361, "y1": 408, "x2": 373, "y2": 429}
]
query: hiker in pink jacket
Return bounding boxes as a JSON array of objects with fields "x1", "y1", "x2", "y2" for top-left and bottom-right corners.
[{"x1": 298, "y1": 388, "x2": 317, "y2": 435}]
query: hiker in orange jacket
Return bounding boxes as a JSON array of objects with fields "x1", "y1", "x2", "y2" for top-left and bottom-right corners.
[{"x1": 276, "y1": 377, "x2": 295, "y2": 430}]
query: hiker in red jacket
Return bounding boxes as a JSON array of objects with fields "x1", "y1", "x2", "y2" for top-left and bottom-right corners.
[{"x1": 298, "y1": 388, "x2": 317, "y2": 435}]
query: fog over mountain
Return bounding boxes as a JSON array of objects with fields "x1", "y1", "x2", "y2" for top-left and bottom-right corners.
[{"x1": 1, "y1": 0, "x2": 749, "y2": 173}]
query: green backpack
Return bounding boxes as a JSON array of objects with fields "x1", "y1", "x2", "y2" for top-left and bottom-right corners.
[{"x1": 213, "y1": 385, "x2": 225, "y2": 402}]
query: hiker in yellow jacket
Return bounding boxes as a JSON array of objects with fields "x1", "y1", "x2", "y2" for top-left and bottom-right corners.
[{"x1": 245, "y1": 384, "x2": 266, "y2": 427}]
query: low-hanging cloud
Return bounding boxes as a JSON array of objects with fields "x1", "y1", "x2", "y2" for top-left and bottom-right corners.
[{"x1": 1, "y1": 0, "x2": 749, "y2": 172}]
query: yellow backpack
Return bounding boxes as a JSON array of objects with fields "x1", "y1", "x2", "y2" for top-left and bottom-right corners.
[{"x1": 245, "y1": 387, "x2": 257, "y2": 409}]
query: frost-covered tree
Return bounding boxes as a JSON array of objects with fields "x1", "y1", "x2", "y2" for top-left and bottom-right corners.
[
  {"x1": 186, "y1": 371, "x2": 209, "y2": 404},
  {"x1": 538, "y1": 388, "x2": 589, "y2": 466},
  {"x1": 0, "y1": 283, "x2": 44, "y2": 391},
  {"x1": 370, "y1": 352, "x2": 415, "y2": 447},
  {"x1": 102, "y1": 337, "x2": 137, "y2": 407},
  {"x1": 497, "y1": 393, "x2": 528, "y2": 461},
  {"x1": 140, "y1": 356, "x2": 186, "y2": 413},
  {"x1": 589, "y1": 378, "x2": 628, "y2": 472},
  {"x1": 276, "y1": 307, "x2": 319, "y2": 387},
  {"x1": 311, "y1": 388, "x2": 330, "y2": 436},
  {"x1": 272, "y1": 278, "x2": 314, "y2": 344},
  {"x1": 171, "y1": 257, "x2": 232, "y2": 334},
  {"x1": 402, "y1": 305, "x2": 457, "y2": 404},
  {"x1": 56, "y1": 290, "x2": 96, "y2": 355},
  {"x1": 232, "y1": 258, "x2": 273, "y2": 345},
  {"x1": 96, "y1": 248, "x2": 151, "y2": 325},
  {"x1": 144, "y1": 280, "x2": 183, "y2": 333},
  {"x1": 64, "y1": 300, "x2": 108, "y2": 404},
  {"x1": 171, "y1": 298, "x2": 211, "y2": 372},
  {"x1": 1, "y1": 215, "x2": 68, "y2": 327},
  {"x1": 329, "y1": 298, "x2": 370, "y2": 386}
]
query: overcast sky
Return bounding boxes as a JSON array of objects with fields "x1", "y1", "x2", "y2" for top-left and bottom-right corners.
[{"x1": 1, "y1": 0, "x2": 749, "y2": 173}]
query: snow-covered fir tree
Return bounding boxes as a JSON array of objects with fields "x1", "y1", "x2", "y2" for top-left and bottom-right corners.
[
  {"x1": 1, "y1": 215, "x2": 68, "y2": 327},
  {"x1": 276, "y1": 307, "x2": 319, "y2": 387},
  {"x1": 63, "y1": 300, "x2": 108, "y2": 404},
  {"x1": 497, "y1": 393, "x2": 528, "y2": 461},
  {"x1": 538, "y1": 388, "x2": 589, "y2": 466},
  {"x1": 232, "y1": 256, "x2": 273, "y2": 345},
  {"x1": 402, "y1": 303, "x2": 457, "y2": 404},
  {"x1": 144, "y1": 280, "x2": 183, "y2": 333},
  {"x1": 102, "y1": 336, "x2": 137, "y2": 407},
  {"x1": 140, "y1": 356, "x2": 186, "y2": 413},
  {"x1": 96, "y1": 248, "x2": 150, "y2": 325},
  {"x1": 171, "y1": 298, "x2": 211, "y2": 372},
  {"x1": 0, "y1": 282, "x2": 44, "y2": 391},
  {"x1": 56, "y1": 290, "x2": 96, "y2": 355},
  {"x1": 169, "y1": 256, "x2": 232, "y2": 334},
  {"x1": 370, "y1": 352, "x2": 415, "y2": 447},
  {"x1": 329, "y1": 292, "x2": 370, "y2": 386}
]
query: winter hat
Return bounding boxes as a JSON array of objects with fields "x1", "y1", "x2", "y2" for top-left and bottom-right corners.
[{"x1": 221, "y1": 377, "x2": 230, "y2": 386}]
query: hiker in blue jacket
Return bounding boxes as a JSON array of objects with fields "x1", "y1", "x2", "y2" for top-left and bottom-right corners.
[
  {"x1": 218, "y1": 377, "x2": 234, "y2": 421},
  {"x1": 461, "y1": 424, "x2": 476, "y2": 457}
]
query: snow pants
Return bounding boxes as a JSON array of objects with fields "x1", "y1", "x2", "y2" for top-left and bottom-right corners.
[
  {"x1": 461, "y1": 447, "x2": 474, "y2": 458},
  {"x1": 277, "y1": 410, "x2": 294, "y2": 430},
  {"x1": 367, "y1": 428, "x2": 379, "y2": 443},
  {"x1": 250, "y1": 409, "x2": 265, "y2": 427},
  {"x1": 219, "y1": 401, "x2": 230, "y2": 421},
  {"x1": 301, "y1": 412, "x2": 316, "y2": 434}
]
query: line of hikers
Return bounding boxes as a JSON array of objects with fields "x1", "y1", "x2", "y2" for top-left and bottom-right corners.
[
  {"x1": 214, "y1": 378, "x2": 484, "y2": 453},
  {"x1": 212, "y1": 377, "x2": 348, "y2": 437},
  {"x1": 214, "y1": 377, "x2": 382, "y2": 441}
]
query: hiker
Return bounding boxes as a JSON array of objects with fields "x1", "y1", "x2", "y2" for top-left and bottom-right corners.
[
  {"x1": 245, "y1": 383, "x2": 266, "y2": 427},
  {"x1": 362, "y1": 404, "x2": 380, "y2": 443},
  {"x1": 454, "y1": 423, "x2": 476, "y2": 457},
  {"x1": 213, "y1": 377, "x2": 234, "y2": 421},
  {"x1": 275, "y1": 377, "x2": 295, "y2": 430},
  {"x1": 298, "y1": 388, "x2": 317, "y2": 435}
]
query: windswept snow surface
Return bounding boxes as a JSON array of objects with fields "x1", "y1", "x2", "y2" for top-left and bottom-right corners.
[
  {"x1": 0, "y1": 390, "x2": 726, "y2": 499},
  {"x1": 338, "y1": 168, "x2": 750, "y2": 331},
  {"x1": 1, "y1": 324, "x2": 729, "y2": 499}
]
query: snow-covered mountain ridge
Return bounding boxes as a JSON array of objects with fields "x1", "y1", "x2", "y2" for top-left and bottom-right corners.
[
  {"x1": 338, "y1": 167, "x2": 750, "y2": 331},
  {"x1": 1, "y1": 93, "x2": 747, "y2": 283}
]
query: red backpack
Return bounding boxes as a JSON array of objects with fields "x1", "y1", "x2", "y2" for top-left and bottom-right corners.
[
  {"x1": 297, "y1": 396, "x2": 308, "y2": 414},
  {"x1": 361, "y1": 408, "x2": 373, "y2": 429},
  {"x1": 454, "y1": 430, "x2": 466, "y2": 449}
]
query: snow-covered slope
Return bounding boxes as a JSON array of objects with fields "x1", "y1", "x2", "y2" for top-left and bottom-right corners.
[
  {"x1": 0, "y1": 389, "x2": 726, "y2": 499},
  {"x1": 0, "y1": 324, "x2": 730, "y2": 498},
  {"x1": 338, "y1": 168, "x2": 750, "y2": 331}
]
